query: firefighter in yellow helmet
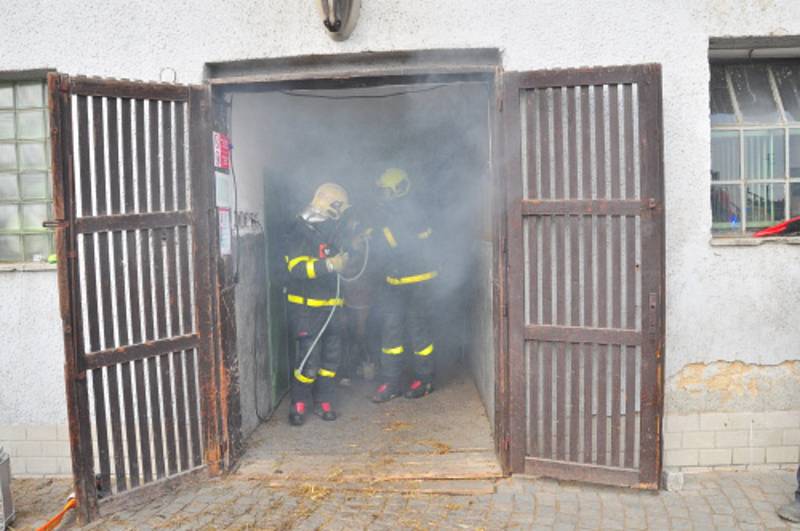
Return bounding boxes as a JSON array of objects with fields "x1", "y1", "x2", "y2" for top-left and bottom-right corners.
[
  {"x1": 284, "y1": 183, "x2": 351, "y2": 425},
  {"x1": 372, "y1": 168, "x2": 438, "y2": 402}
]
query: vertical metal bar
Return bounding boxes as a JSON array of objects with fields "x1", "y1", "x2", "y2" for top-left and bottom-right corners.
[
  {"x1": 542, "y1": 343, "x2": 553, "y2": 459},
  {"x1": 175, "y1": 101, "x2": 201, "y2": 465},
  {"x1": 542, "y1": 215, "x2": 552, "y2": 326},
  {"x1": 49, "y1": 73, "x2": 99, "y2": 521},
  {"x1": 556, "y1": 217, "x2": 565, "y2": 326},
  {"x1": 189, "y1": 85, "x2": 222, "y2": 472},
  {"x1": 528, "y1": 342, "x2": 539, "y2": 457},
  {"x1": 122, "y1": 98, "x2": 152, "y2": 484},
  {"x1": 611, "y1": 345, "x2": 622, "y2": 466},
  {"x1": 86, "y1": 92, "x2": 126, "y2": 490},
  {"x1": 637, "y1": 65, "x2": 665, "y2": 487},
  {"x1": 583, "y1": 343, "x2": 593, "y2": 463},
  {"x1": 154, "y1": 230, "x2": 178, "y2": 475},
  {"x1": 539, "y1": 89, "x2": 551, "y2": 200},
  {"x1": 625, "y1": 345, "x2": 637, "y2": 468},
  {"x1": 553, "y1": 87, "x2": 564, "y2": 200},
  {"x1": 596, "y1": 345, "x2": 607, "y2": 465},
  {"x1": 136, "y1": 99, "x2": 165, "y2": 479},
  {"x1": 569, "y1": 342, "x2": 580, "y2": 462},
  {"x1": 160, "y1": 101, "x2": 190, "y2": 471},
  {"x1": 167, "y1": 227, "x2": 190, "y2": 471},
  {"x1": 108, "y1": 97, "x2": 141, "y2": 489},
  {"x1": 556, "y1": 343, "x2": 567, "y2": 461}
]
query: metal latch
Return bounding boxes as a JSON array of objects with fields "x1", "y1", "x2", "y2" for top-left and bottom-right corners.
[
  {"x1": 649, "y1": 292, "x2": 657, "y2": 334},
  {"x1": 42, "y1": 219, "x2": 67, "y2": 229}
]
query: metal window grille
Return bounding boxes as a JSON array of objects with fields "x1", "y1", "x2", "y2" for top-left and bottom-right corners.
[
  {"x1": 710, "y1": 62, "x2": 800, "y2": 234},
  {"x1": 0, "y1": 80, "x2": 53, "y2": 261}
]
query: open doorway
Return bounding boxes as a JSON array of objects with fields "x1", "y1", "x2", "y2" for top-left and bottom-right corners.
[{"x1": 220, "y1": 76, "x2": 502, "y2": 481}]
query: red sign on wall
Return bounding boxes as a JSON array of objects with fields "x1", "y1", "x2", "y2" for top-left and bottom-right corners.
[{"x1": 213, "y1": 131, "x2": 230, "y2": 170}]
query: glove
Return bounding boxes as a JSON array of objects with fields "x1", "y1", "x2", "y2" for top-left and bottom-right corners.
[{"x1": 325, "y1": 252, "x2": 349, "y2": 273}]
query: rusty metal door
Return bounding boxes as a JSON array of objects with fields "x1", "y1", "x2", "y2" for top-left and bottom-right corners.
[
  {"x1": 48, "y1": 74, "x2": 220, "y2": 521},
  {"x1": 503, "y1": 65, "x2": 665, "y2": 487}
]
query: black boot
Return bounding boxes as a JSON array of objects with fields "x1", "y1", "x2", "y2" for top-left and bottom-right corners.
[
  {"x1": 778, "y1": 501, "x2": 800, "y2": 522},
  {"x1": 404, "y1": 378, "x2": 434, "y2": 399},
  {"x1": 372, "y1": 382, "x2": 402, "y2": 403},
  {"x1": 289, "y1": 402, "x2": 307, "y2": 426},
  {"x1": 315, "y1": 402, "x2": 337, "y2": 421}
]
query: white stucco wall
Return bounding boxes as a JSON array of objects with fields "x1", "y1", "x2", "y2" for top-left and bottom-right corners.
[
  {"x1": 0, "y1": 268, "x2": 65, "y2": 425},
  {"x1": 1, "y1": 0, "x2": 800, "y2": 428}
]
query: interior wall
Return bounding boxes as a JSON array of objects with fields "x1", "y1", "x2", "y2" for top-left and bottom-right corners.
[
  {"x1": 229, "y1": 80, "x2": 495, "y2": 421},
  {"x1": 234, "y1": 233, "x2": 270, "y2": 438}
]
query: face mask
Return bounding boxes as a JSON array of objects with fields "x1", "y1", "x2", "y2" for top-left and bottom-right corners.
[{"x1": 300, "y1": 205, "x2": 328, "y2": 224}]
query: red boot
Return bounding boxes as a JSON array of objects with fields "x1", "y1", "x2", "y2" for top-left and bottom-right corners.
[
  {"x1": 371, "y1": 382, "x2": 402, "y2": 403},
  {"x1": 404, "y1": 379, "x2": 434, "y2": 399},
  {"x1": 315, "y1": 402, "x2": 337, "y2": 421},
  {"x1": 289, "y1": 401, "x2": 306, "y2": 426}
]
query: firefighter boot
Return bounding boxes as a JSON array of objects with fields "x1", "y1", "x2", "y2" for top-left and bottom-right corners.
[
  {"x1": 404, "y1": 378, "x2": 434, "y2": 399},
  {"x1": 314, "y1": 402, "x2": 337, "y2": 421},
  {"x1": 779, "y1": 501, "x2": 800, "y2": 523},
  {"x1": 289, "y1": 401, "x2": 307, "y2": 426},
  {"x1": 372, "y1": 382, "x2": 402, "y2": 403}
]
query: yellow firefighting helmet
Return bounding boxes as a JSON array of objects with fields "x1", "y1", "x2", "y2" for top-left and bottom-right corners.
[
  {"x1": 377, "y1": 168, "x2": 411, "y2": 200},
  {"x1": 306, "y1": 182, "x2": 351, "y2": 222}
]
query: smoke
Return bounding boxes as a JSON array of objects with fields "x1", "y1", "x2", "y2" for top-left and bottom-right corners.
[{"x1": 228, "y1": 77, "x2": 493, "y2": 371}]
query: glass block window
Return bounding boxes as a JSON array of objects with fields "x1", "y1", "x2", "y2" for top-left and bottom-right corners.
[
  {"x1": 710, "y1": 62, "x2": 800, "y2": 234},
  {"x1": 0, "y1": 80, "x2": 52, "y2": 261}
]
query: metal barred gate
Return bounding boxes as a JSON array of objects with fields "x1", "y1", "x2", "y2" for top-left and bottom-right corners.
[
  {"x1": 48, "y1": 74, "x2": 220, "y2": 520},
  {"x1": 503, "y1": 65, "x2": 665, "y2": 487}
]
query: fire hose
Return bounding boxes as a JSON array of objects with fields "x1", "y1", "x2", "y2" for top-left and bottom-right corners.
[
  {"x1": 36, "y1": 495, "x2": 76, "y2": 531},
  {"x1": 295, "y1": 236, "x2": 369, "y2": 376}
]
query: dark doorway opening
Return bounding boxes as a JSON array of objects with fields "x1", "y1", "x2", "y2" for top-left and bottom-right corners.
[{"x1": 215, "y1": 76, "x2": 504, "y2": 482}]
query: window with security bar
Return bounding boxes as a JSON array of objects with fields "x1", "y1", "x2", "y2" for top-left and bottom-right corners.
[
  {"x1": 0, "y1": 80, "x2": 52, "y2": 262},
  {"x1": 710, "y1": 62, "x2": 800, "y2": 235}
]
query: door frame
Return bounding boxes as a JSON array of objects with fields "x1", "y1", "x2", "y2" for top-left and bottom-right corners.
[{"x1": 204, "y1": 48, "x2": 514, "y2": 473}]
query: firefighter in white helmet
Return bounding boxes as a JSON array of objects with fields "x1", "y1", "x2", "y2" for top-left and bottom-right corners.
[
  {"x1": 284, "y1": 183, "x2": 351, "y2": 425},
  {"x1": 372, "y1": 168, "x2": 438, "y2": 402}
]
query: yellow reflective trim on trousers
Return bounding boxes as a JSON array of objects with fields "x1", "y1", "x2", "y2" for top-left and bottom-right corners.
[
  {"x1": 382, "y1": 345, "x2": 404, "y2": 355},
  {"x1": 318, "y1": 368, "x2": 336, "y2": 378},
  {"x1": 287, "y1": 294, "x2": 344, "y2": 307},
  {"x1": 415, "y1": 344, "x2": 434, "y2": 356},
  {"x1": 417, "y1": 228, "x2": 432, "y2": 239},
  {"x1": 386, "y1": 271, "x2": 438, "y2": 286},
  {"x1": 287, "y1": 255, "x2": 312, "y2": 272},
  {"x1": 306, "y1": 259, "x2": 318, "y2": 279},
  {"x1": 383, "y1": 227, "x2": 398, "y2": 248},
  {"x1": 294, "y1": 369, "x2": 315, "y2": 384}
]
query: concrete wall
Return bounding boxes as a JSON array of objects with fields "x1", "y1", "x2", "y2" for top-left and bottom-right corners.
[{"x1": 2, "y1": 0, "x2": 800, "y2": 474}]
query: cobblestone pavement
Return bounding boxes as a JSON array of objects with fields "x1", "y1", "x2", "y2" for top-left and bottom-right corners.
[{"x1": 10, "y1": 470, "x2": 800, "y2": 530}]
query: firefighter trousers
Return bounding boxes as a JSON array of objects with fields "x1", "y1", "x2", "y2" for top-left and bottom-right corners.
[
  {"x1": 290, "y1": 305, "x2": 343, "y2": 405},
  {"x1": 379, "y1": 282, "x2": 434, "y2": 384}
]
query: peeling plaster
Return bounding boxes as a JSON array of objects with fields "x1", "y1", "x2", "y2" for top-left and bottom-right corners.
[{"x1": 667, "y1": 360, "x2": 800, "y2": 413}]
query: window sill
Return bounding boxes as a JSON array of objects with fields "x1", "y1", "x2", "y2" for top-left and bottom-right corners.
[
  {"x1": 710, "y1": 236, "x2": 800, "y2": 247},
  {"x1": 0, "y1": 262, "x2": 57, "y2": 272}
]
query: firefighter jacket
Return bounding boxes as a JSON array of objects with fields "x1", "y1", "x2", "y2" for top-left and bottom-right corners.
[
  {"x1": 375, "y1": 198, "x2": 438, "y2": 286},
  {"x1": 283, "y1": 218, "x2": 343, "y2": 308}
]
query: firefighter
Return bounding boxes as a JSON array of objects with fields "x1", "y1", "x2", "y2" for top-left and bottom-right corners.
[
  {"x1": 371, "y1": 168, "x2": 438, "y2": 403},
  {"x1": 284, "y1": 183, "x2": 351, "y2": 426}
]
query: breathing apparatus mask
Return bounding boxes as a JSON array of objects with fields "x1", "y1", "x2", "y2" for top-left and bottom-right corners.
[{"x1": 299, "y1": 183, "x2": 351, "y2": 242}]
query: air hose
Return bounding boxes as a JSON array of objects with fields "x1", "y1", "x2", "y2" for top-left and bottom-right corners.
[{"x1": 295, "y1": 237, "x2": 369, "y2": 376}]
